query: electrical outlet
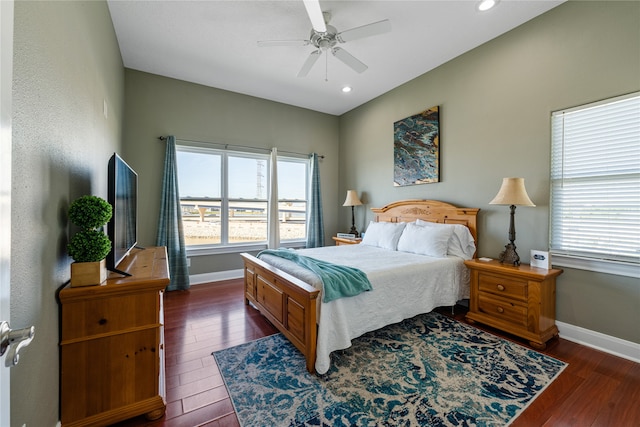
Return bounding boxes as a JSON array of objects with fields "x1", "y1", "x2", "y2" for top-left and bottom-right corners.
[{"x1": 186, "y1": 258, "x2": 191, "y2": 267}]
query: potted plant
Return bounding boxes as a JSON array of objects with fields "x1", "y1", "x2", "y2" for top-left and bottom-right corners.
[{"x1": 68, "y1": 195, "x2": 112, "y2": 287}]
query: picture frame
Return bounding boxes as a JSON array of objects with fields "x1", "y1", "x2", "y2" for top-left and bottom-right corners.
[
  {"x1": 530, "y1": 250, "x2": 552, "y2": 269},
  {"x1": 393, "y1": 106, "x2": 440, "y2": 186}
]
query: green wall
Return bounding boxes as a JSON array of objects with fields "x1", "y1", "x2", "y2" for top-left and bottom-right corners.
[
  {"x1": 122, "y1": 70, "x2": 340, "y2": 274},
  {"x1": 7, "y1": 3, "x2": 639, "y2": 426},
  {"x1": 338, "y1": 1, "x2": 640, "y2": 343},
  {"x1": 12, "y1": 1, "x2": 124, "y2": 426}
]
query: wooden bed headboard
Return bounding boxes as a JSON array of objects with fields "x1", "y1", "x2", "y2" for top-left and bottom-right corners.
[{"x1": 371, "y1": 199, "x2": 480, "y2": 246}]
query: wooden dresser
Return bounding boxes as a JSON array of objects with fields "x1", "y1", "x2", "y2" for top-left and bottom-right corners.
[
  {"x1": 464, "y1": 259, "x2": 563, "y2": 350},
  {"x1": 58, "y1": 246, "x2": 169, "y2": 426}
]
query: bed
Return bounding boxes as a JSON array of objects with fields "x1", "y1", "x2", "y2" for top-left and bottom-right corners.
[{"x1": 241, "y1": 199, "x2": 479, "y2": 374}]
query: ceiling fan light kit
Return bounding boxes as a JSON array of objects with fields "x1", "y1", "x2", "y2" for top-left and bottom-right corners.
[{"x1": 258, "y1": 0, "x2": 391, "y2": 79}]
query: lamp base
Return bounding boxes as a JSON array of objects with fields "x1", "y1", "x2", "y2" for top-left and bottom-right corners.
[
  {"x1": 348, "y1": 205, "x2": 360, "y2": 237},
  {"x1": 499, "y1": 242, "x2": 520, "y2": 266}
]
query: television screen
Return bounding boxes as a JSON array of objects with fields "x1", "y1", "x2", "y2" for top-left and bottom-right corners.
[{"x1": 107, "y1": 153, "x2": 138, "y2": 272}]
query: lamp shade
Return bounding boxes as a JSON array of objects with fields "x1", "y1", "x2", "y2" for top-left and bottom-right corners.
[
  {"x1": 489, "y1": 178, "x2": 535, "y2": 206},
  {"x1": 343, "y1": 190, "x2": 363, "y2": 207}
]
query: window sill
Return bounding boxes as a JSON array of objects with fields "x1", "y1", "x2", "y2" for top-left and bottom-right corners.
[
  {"x1": 186, "y1": 240, "x2": 306, "y2": 257},
  {"x1": 551, "y1": 254, "x2": 639, "y2": 279}
]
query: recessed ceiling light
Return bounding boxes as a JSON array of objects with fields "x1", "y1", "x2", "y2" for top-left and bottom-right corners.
[
  {"x1": 478, "y1": 0, "x2": 498, "y2": 12},
  {"x1": 342, "y1": 86, "x2": 352, "y2": 93}
]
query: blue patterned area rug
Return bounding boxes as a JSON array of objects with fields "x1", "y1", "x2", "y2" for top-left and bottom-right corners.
[{"x1": 213, "y1": 312, "x2": 567, "y2": 427}]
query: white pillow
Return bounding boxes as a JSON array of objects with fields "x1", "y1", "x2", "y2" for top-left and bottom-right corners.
[
  {"x1": 360, "y1": 221, "x2": 407, "y2": 250},
  {"x1": 415, "y1": 219, "x2": 476, "y2": 259},
  {"x1": 397, "y1": 222, "x2": 453, "y2": 258}
]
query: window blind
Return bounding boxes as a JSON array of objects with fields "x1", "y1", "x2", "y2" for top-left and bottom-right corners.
[{"x1": 550, "y1": 92, "x2": 640, "y2": 265}]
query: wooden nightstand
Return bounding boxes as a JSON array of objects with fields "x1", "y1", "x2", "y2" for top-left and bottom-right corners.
[
  {"x1": 332, "y1": 236, "x2": 362, "y2": 246},
  {"x1": 464, "y1": 259, "x2": 563, "y2": 350}
]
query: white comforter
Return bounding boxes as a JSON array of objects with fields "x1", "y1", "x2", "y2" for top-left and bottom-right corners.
[{"x1": 258, "y1": 244, "x2": 470, "y2": 374}]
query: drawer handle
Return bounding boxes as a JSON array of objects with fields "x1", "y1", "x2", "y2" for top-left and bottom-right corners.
[
  {"x1": 496, "y1": 284, "x2": 505, "y2": 291},
  {"x1": 496, "y1": 306, "x2": 504, "y2": 313}
]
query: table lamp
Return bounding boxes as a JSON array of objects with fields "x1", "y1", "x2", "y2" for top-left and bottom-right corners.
[
  {"x1": 489, "y1": 177, "x2": 535, "y2": 266},
  {"x1": 343, "y1": 190, "x2": 363, "y2": 237}
]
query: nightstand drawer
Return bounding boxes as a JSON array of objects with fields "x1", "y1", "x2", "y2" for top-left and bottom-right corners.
[
  {"x1": 477, "y1": 293, "x2": 527, "y2": 327},
  {"x1": 478, "y1": 272, "x2": 527, "y2": 301}
]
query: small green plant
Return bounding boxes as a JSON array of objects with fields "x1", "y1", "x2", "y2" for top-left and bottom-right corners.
[{"x1": 67, "y1": 195, "x2": 113, "y2": 262}]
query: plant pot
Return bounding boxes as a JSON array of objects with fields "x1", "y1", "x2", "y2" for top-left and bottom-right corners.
[{"x1": 70, "y1": 259, "x2": 107, "y2": 287}]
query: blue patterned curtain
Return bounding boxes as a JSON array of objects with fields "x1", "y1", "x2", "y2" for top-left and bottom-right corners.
[
  {"x1": 306, "y1": 153, "x2": 324, "y2": 248},
  {"x1": 156, "y1": 135, "x2": 190, "y2": 291}
]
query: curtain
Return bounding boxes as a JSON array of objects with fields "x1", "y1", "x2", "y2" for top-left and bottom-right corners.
[
  {"x1": 267, "y1": 148, "x2": 280, "y2": 249},
  {"x1": 306, "y1": 153, "x2": 324, "y2": 248},
  {"x1": 156, "y1": 135, "x2": 190, "y2": 291}
]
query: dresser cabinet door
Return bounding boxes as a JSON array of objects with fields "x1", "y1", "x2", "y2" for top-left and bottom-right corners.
[{"x1": 61, "y1": 328, "x2": 159, "y2": 422}]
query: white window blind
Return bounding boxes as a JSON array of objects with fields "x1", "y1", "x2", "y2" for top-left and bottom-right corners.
[{"x1": 550, "y1": 92, "x2": 640, "y2": 272}]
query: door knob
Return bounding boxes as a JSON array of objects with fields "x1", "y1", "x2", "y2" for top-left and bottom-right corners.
[{"x1": 0, "y1": 321, "x2": 35, "y2": 367}]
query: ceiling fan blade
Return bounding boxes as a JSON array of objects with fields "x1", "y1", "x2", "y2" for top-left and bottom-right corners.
[
  {"x1": 337, "y1": 19, "x2": 391, "y2": 43},
  {"x1": 297, "y1": 50, "x2": 322, "y2": 77},
  {"x1": 303, "y1": 0, "x2": 327, "y2": 33},
  {"x1": 332, "y1": 47, "x2": 367, "y2": 73},
  {"x1": 257, "y1": 40, "x2": 310, "y2": 47}
]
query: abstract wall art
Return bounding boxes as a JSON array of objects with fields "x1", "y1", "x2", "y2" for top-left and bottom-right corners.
[{"x1": 393, "y1": 106, "x2": 440, "y2": 186}]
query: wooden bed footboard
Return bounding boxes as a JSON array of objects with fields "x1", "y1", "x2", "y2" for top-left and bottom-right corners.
[{"x1": 240, "y1": 252, "x2": 320, "y2": 373}]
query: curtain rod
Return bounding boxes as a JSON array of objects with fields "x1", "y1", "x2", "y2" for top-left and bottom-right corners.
[{"x1": 158, "y1": 136, "x2": 324, "y2": 159}]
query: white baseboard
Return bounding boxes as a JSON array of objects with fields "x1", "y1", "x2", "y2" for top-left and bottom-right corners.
[
  {"x1": 189, "y1": 269, "x2": 243, "y2": 285},
  {"x1": 556, "y1": 321, "x2": 640, "y2": 363}
]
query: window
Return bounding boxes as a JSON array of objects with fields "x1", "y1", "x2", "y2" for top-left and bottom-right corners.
[
  {"x1": 550, "y1": 92, "x2": 640, "y2": 277},
  {"x1": 176, "y1": 144, "x2": 308, "y2": 251},
  {"x1": 277, "y1": 158, "x2": 308, "y2": 242}
]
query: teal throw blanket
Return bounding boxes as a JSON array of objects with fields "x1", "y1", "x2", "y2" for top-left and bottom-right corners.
[{"x1": 257, "y1": 249, "x2": 372, "y2": 303}]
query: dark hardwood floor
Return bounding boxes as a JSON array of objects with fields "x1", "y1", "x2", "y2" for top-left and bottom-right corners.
[{"x1": 116, "y1": 279, "x2": 639, "y2": 427}]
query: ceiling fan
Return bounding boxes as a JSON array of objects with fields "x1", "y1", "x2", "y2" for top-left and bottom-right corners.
[{"x1": 257, "y1": 0, "x2": 391, "y2": 78}]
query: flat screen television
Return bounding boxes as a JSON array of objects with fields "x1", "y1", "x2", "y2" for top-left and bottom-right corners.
[{"x1": 107, "y1": 153, "x2": 138, "y2": 275}]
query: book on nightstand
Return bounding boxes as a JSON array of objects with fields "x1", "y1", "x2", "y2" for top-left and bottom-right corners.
[{"x1": 337, "y1": 233, "x2": 357, "y2": 239}]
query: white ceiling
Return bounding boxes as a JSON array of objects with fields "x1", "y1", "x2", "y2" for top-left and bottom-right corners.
[{"x1": 107, "y1": 0, "x2": 564, "y2": 116}]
